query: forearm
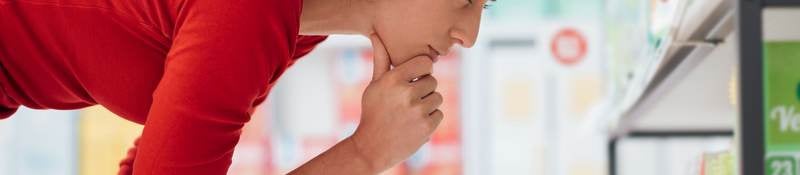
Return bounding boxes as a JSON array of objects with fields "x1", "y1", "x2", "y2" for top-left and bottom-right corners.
[{"x1": 289, "y1": 137, "x2": 379, "y2": 175}]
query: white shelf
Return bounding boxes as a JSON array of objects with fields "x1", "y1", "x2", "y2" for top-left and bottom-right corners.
[
  {"x1": 763, "y1": 7, "x2": 800, "y2": 41},
  {"x1": 625, "y1": 36, "x2": 736, "y2": 133},
  {"x1": 608, "y1": 0, "x2": 736, "y2": 137}
]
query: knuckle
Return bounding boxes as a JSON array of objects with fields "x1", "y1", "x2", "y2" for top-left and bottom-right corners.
[
  {"x1": 422, "y1": 59, "x2": 433, "y2": 70},
  {"x1": 413, "y1": 104, "x2": 428, "y2": 114},
  {"x1": 434, "y1": 113, "x2": 444, "y2": 123},
  {"x1": 403, "y1": 90, "x2": 419, "y2": 104},
  {"x1": 402, "y1": 84, "x2": 415, "y2": 95},
  {"x1": 433, "y1": 93, "x2": 444, "y2": 104},
  {"x1": 429, "y1": 114, "x2": 443, "y2": 129},
  {"x1": 429, "y1": 109, "x2": 441, "y2": 116},
  {"x1": 428, "y1": 75, "x2": 438, "y2": 81},
  {"x1": 415, "y1": 79, "x2": 428, "y2": 88},
  {"x1": 412, "y1": 56, "x2": 433, "y2": 68},
  {"x1": 420, "y1": 61, "x2": 433, "y2": 74},
  {"x1": 420, "y1": 76, "x2": 435, "y2": 87},
  {"x1": 435, "y1": 110, "x2": 444, "y2": 117}
]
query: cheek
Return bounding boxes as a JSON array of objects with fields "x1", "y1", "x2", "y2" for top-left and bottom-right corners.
[
  {"x1": 374, "y1": 1, "x2": 452, "y2": 65},
  {"x1": 374, "y1": 24, "x2": 414, "y2": 65},
  {"x1": 375, "y1": 20, "x2": 424, "y2": 65}
]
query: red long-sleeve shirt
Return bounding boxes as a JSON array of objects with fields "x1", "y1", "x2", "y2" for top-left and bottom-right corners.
[{"x1": 0, "y1": 0, "x2": 326, "y2": 174}]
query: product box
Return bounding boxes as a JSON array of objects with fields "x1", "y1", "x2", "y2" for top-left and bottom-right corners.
[{"x1": 764, "y1": 41, "x2": 800, "y2": 175}]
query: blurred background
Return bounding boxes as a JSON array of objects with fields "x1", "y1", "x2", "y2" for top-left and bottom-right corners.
[{"x1": 4, "y1": 0, "x2": 800, "y2": 174}]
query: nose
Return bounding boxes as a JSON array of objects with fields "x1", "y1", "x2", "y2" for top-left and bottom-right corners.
[
  {"x1": 450, "y1": 30, "x2": 475, "y2": 48},
  {"x1": 449, "y1": 11, "x2": 482, "y2": 48}
]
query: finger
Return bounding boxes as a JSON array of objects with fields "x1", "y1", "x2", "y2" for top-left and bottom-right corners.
[
  {"x1": 369, "y1": 34, "x2": 391, "y2": 81},
  {"x1": 393, "y1": 56, "x2": 433, "y2": 82},
  {"x1": 427, "y1": 109, "x2": 444, "y2": 131},
  {"x1": 419, "y1": 92, "x2": 443, "y2": 114},
  {"x1": 411, "y1": 75, "x2": 437, "y2": 99}
]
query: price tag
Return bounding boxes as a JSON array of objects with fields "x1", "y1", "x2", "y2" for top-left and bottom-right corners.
[{"x1": 767, "y1": 155, "x2": 798, "y2": 175}]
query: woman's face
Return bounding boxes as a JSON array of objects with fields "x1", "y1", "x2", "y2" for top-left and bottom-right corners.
[{"x1": 371, "y1": 0, "x2": 487, "y2": 66}]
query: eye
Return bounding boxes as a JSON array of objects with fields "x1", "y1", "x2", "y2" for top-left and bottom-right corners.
[
  {"x1": 467, "y1": 0, "x2": 493, "y2": 9},
  {"x1": 482, "y1": 0, "x2": 494, "y2": 9}
]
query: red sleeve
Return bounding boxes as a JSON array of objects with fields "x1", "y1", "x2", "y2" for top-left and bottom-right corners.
[
  {"x1": 294, "y1": 35, "x2": 328, "y2": 59},
  {"x1": 129, "y1": 0, "x2": 304, "y2": 174},
  {"x1": 248, "y1": 35, "x2": 326, "y2": 107}
]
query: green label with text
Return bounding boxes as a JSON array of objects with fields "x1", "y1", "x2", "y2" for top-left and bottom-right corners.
[
  {"x1": 767, "y1": 155, "x2": 798, "y2": 175},
  {"x1": 764, "y1": 42, "x2": 800, "y2": 151}
]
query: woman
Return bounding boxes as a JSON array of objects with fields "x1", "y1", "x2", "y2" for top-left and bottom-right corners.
[{"x1": 0, "y1": 0, "x2": 488, "y2": 174}]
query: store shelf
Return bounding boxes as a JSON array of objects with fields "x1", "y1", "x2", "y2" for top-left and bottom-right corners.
[
  {"x1": 625, "y1": 36, "x2": 736, "y2": 132},
  {"x1": 738, "y1": 2, "x2": 800, "y2": 175},
  {"x1": 608, "y1": 0, "x2": 736, "y2": 137},
  {"x1": 763, "y1": 7, "x2": 800, "y2": 41}
]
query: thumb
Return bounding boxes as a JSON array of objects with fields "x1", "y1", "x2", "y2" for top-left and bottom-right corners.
[{"x1": 369, "y1": 34, "x2": 391, "y2": 81}]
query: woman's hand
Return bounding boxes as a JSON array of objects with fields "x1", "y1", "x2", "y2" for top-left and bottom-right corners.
[
  {"x1": 288, "y1": 35, "x2": 443, "y2": 175},
  {"x1": 348, "y1": 34, "x2": 445, "y2": 172}
]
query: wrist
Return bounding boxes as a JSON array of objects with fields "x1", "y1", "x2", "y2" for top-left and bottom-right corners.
[{"x1": 346, "y1": 134, "x2": 386, "y2": 174}]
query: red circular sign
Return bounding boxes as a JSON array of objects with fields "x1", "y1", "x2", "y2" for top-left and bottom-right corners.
[{"x1": 550, "y1": 28, "x2": 588, "y2": 66}]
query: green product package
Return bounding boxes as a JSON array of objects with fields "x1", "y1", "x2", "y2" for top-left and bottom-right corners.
[
  {"x1": 764, "y1": 41, "x2": 800, "y2": 150},
  {"x1": 764, "y1": 41, "x2": 800, "y2": 175}
]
